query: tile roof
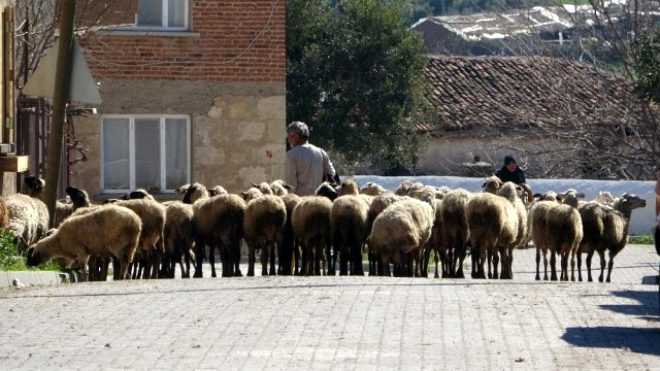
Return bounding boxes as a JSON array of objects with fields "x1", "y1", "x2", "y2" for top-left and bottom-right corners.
[{"x1": 423, "y1": 56, "x2": 633, "y2": 135}]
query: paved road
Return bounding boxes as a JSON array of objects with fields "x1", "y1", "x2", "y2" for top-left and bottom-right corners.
[{"x1": 1, "y1": 245, "x2": 658, "y2": 370}]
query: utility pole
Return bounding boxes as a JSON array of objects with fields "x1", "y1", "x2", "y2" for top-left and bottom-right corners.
[{"x1": 44, "y1": 0, "x2": 75, "y2": 227}]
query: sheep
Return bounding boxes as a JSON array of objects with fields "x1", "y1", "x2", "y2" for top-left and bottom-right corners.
[
  {"x1": 5, "y1": 194, "x2": 48, "y2": 253},
  {"x1": 529, "y1": 199, "x2": 559, "y2": 281},
  {"x1": 124, "y1": 188, "x2": 155, "y2": 200},
  {"x1": 270, "y1": 180, "x2": 291, "y2": 196},
  {"x1": 252, "y1": 182, "x2": 274, "y2": 195},
  {"x1": 337, "y1": 179, "x2": 360, "y2": 196},
  {"x1": 114, "y1": 199, "x2": 166, "y2": 279},
  {"x1": 359, "y1": 181, "x2": 388, "y2": 196},
  {"x1": 365, "y1": 193, "x2": 404, "y2": 275},
  {"x1": 466, "y1": 192, "x2": 519, "y2": 279},
  {"x1": 280, "y1": 193, "x2": 302, "y2": 275},
  {"x1": 330, "y1": 193, "x2": 370, "y2": 276},
  {"x1": 438, "y1": 188, "x2": 472, "y2": 278},
  {"x1": 291, "y1": 196, "x2": 333, "y2": 276},
  {"x1": 208, "y1": 185, "x2": 228, "y2": 197},
  {"x1": 25, "y1": 204, "x2": 142, "y2": 281},
  {"x1": 180, "y1": 183, "x2": 210, "y2": 204},
  {"x1": 578, "y1": 193, "x2": 646, "y2": 282},
  {"x1": 243, "y1": 194, "x2": 287, "y2": 276},
  {"x1": 315, "y1": 181, "x2": 340, "y2": 201},
  {"x1": 368, "y1": 197, "x2": 435, "y2": 277},
  {"x1": 0, "y1": 196, "x2": 7, "y2": 229},
  {"x1": 394, "y1": 180, "x2": 425, "y2": 196},
  {"x1": 542, "y1": 190, "x2": 583, "y2": 281},
  {"x1": 481, "y1": 175, "x2": 503, "y2": 194},
  {"x1": 241, "y1": 187, "x2": 264, "y2": 202},
  {"x1": 496, "y1": 182, "x2": 529, "y2": 278},
  {"x1": 192, "y1": 194, "x2": 246, "y2": 278},
  {"x1": 425, "y1": 198, "x2": 444, "y2": 278},
  {"x1": 160, "y1": 201, "x2": 195, "y2": 278}
]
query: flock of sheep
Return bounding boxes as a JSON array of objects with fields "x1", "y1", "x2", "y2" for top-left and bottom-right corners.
[{"x1": 1, "y1": 174, "x2": 646, "y2": 283}]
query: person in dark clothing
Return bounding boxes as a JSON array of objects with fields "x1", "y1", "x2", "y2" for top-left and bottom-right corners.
[{"x1": 495, "y1": 155, "x2": 526, "y2": 185}]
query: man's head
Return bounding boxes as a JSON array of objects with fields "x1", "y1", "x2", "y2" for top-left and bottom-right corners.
[
  {"x1": 286, "y1": 121, "x2": 309, "y2": 147},
  {"x1": 504, "y1": 155, "x2": 518, "y2": 172}
]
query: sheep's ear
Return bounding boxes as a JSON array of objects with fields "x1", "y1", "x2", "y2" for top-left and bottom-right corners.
[
  {"x1": 241, "y1": 191, "x2": 248, "y2": 199},
  {"x1": 532, "y1": 193, "x2": 543, "y2": 199},
  {"x1": 282, "y1": 183, "x2": 293, "y2": 190},
  {"x1": 251, "y1": 182, "x2": 260, "y2": 188},
  {"x1": 481, "y1": 182, "x2": 487, "y2": 188},
  {"x1": 575, "y1": 192, "x2": 586, "y2": 199}
]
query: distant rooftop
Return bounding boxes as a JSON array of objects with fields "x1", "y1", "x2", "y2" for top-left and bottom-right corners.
[{"x1": 422, "y1": 56, "x2": 633, "y2": 135}]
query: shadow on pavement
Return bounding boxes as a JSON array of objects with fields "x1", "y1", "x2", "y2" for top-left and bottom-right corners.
[
  {"x1": 600, "y1": 290, "x2": 660, "y2": 317},
  {"x1": 562, "y1": 326, "x2": 660, "y2": 356}
]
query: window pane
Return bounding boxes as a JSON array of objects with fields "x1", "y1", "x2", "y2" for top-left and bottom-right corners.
[
  {"x1": 134, "y1": 118, "x2": 161, "y2": 190},
  {"x1": 168, "y1": 0, "x2": 186, "y2": 28},
  {"x1": 165, "y1": 118, "x2": 189, "y2": 190},
  {"x1": 137, "y1": 0, "x2": 163, "y2": 27},
  {"x1": 103, "y1": 118, "x2": 130, "y2": 190}
]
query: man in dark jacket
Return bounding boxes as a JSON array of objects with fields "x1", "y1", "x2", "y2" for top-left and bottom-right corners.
[{"x1": 495, "y1": 155, "x2": 526, "y2": 185}]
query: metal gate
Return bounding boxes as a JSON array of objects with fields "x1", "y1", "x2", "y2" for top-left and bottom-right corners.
[{"x1": 16, "y1": 96, "x2": 68, "y2": 198}]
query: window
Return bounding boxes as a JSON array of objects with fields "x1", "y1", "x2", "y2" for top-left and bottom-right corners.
[
  {"x1": 136, "y1": 0, "x2": 188, "y2": 30},
  {"x1": 101, "y1": 115, "x2": 190, "y2": 193}
]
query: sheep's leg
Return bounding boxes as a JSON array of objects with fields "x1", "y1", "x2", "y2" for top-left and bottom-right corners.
[
  {"x1": 549, "y1": 248, "x2": 558, "y2": 281},
  {"x1": 269, "y1": 243, "x2": 277, "y2": 276},
  {"x1": 486, "y1": 249, "x2": 493, "y2": 278},
  {"x1": 339, "y1": 245, "x2": 349, "y2": 276},
  {"x1": 353, "y1": 243, "x2": 364, "y2": 276},
  {"x1": 586, "y1": 249, "x2": 594, "y2": 282},
  {"x1": 576, "y1": 247, "x2": 583, "y2": 282},
  {"x1": 314, "y1": 245, "x2": 322, "y2": 276},
  {"x1": 597, "y1": 250, "x2": 605, "y2": 283},
  {"x1": 261, "y1": 244, "x2": 269, "y2": 276},
  {"x1": 193, "y1": 238, "x2": 205, "y2": 278},
  {"x1": 492, "y1": 249, "x2": 499, "y2": 279},
  {"x1": 455, "y1": 245, "x2": 466, "y2": 279},
  {"x1": 434, "y1": 250, "x2": 440, "y2": 279},
  {"x1": 507, "y1": 247, "x2": 514, "y2": 279},
  {"x1": 470, "y1": 243, "x2": 478, "y2": 278},
  {"x1": 570, "y1": 249, "x2": 576, "y2": 282},
  {"x1": 606, "y1": 251, "x2": 616, "y2": 283},
  {"x1": 535, "y1": 246, "x2": 541, "y2": 280},
  {"x1": 247, "y1": 242, "x2": 256, "y2": 277}
]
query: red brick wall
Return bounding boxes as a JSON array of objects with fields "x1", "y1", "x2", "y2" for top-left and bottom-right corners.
[{"x1": 81, "y1": 0, "x2": 285, "y2": 82}]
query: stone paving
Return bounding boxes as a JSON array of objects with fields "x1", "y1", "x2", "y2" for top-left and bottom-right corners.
[{"x1": 0, "y1": 245, "x2": 658, "y2": 370}]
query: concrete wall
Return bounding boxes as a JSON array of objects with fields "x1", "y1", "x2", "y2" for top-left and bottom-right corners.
[
  {"x1": 70, "y1": 79, "x2": 285, "y2": 198},
  {"x1": 417, "y1": 136, "x2": 577, "y2": 177}
]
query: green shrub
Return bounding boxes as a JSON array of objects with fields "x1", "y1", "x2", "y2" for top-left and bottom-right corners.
[
  {"x1": 628, "y1": 234, "x2": 653, "y2": 245},
  {"x1": 0, "y1": 230, "x2": 64, "y2": 271}
]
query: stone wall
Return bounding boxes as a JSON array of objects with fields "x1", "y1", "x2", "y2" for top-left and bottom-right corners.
[{"x1": 69, "y1": 80, "x2": 285, "y2": 199}]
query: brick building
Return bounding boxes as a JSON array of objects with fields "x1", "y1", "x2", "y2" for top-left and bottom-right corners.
[{"x1": 71, "y1": 0, "x2": 285, "y2": 198}]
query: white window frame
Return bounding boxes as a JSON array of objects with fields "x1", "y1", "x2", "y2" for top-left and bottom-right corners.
[
  {"x1": 100, "y1": 114, "x2": 191, "y2": 194},
  {"x1": 134, "y1": 0, "x2": 190, "y2": 31}
]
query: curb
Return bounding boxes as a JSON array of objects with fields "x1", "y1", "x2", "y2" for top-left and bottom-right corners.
[{"x1": 0, "y1": 270, "x2": 76, "y2": 290}]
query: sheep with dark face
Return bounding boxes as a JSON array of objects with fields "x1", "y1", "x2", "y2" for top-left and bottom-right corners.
[
  {"x1": 578, "y1": 193, "x2": 646, "y2": 282},
  {"x1": 25, "y1": 205, "x2": 141, "y2": 281},
  {"x1": 243, "y1": 194, "x2": 287, "y2": 276},
  {"x1": 192, "y1": 194, "x2": 246, "y2": 278},
  {"x1": 180, "y1": 183, "x2": 210, "y2": 204}
]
